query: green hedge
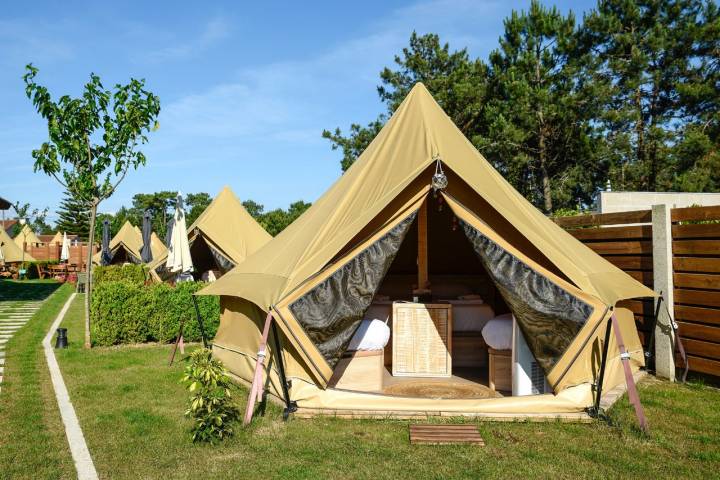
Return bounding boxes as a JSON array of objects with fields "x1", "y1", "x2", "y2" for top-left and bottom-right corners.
[
  {"x1": 93, "y1": 264, "x2": 147, "y2": 286},
  {"x1": 90, "y1": 280, "x2": 220, "y2": 346}
]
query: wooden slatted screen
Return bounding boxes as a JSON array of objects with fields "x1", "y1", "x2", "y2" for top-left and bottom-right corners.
[
  {"x1": 554, "y1": 205, "x2": 720, "y2": 377},
  {"x1": 554, "y1": 209, "x2": 655, "y2": 344},
  {"x1": 670, "y1": 206, "x2": 720, "y2": 377}
]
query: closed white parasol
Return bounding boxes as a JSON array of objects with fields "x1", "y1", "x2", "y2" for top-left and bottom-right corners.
[{"x1": 166, "y1": 192, "x2": 193, "y2": 280}]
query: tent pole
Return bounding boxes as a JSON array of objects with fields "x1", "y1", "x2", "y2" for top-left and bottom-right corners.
[
  {"x1": 413, "y1": 198, "x2": 430, "y2": 295},
  {"x1": 592, "y1": 316, "x2": 613, "y2": 416},
  {"x1": 610, "y1": 312, "x2": 650, "y2": 434},
  {"x1": 192, "y1": 295, "x2": 209, "y2": 349},
  {"x1": 243, "y1": 311, "x2": 274, "y2": 425},
  {"x1": 271, "y1": 321, "x2": 297, "y2": 420}
]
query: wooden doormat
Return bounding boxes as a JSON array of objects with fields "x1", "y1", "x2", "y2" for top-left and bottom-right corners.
[{"x1": 409, "y1": 424, "x2": 485, "y2": 445}]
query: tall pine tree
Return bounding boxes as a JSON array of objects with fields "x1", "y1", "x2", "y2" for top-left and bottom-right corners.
[
  {"x1": 55, "y1": 192, "x2": 90, "y2": 239},
  {"x1": 481, "y1": 1, "x2": 597, "y2": 212},
  {"x1": 577, "y1": 0, "x2": 716, "y2": 191}
]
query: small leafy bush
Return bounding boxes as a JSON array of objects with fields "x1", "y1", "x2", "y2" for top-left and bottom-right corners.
[
  {"x1": 181, "y1": 348, "x2": 239, "y2": 443},
  {"x1": 90, "y1": 280, "x2": 220, "y2": 346},
  {"x1": 93, "y1": 264, "x2": 147, "y2": 286}
]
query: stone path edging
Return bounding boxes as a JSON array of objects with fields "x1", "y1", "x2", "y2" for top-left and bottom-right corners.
[{"x1": 43, "y1": 293, "x2": 99, "y2": 480}]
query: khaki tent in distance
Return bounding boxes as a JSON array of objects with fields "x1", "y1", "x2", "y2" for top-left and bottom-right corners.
[
  {"x1": 199, "y1": 84, "x2": 656, "y2": 423},
  {"x1": 13, "y1": 224, "x2": 43, "y2": 249},
  {"x1": 93, "y1": 220, "x2": 166, "y2": 265},
  {"x1": 1, "y1": 228, "x2": 35, "y2": 263},
  {"x1": 148, "y1": 186, "x2": 271, "y2": 282}
]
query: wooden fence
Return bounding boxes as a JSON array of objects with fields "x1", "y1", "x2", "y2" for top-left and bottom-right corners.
[
  {"x1": 24, "y1": 242, "x2": 98, "y2": 269},
  {"x1": 555, "y1": 205, "x2": 720, "y2": 378}
]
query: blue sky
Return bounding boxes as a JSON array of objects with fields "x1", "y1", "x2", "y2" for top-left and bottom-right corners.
[{"x1": 0, "y1": 0, "x2": 596, "y2": 224}]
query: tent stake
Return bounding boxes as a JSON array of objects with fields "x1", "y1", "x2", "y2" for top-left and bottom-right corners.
[
  {"x1": 610, "y1": 312, "x2": 649, "y2": 434},
  {"x1": 271, "y1": 321, "x2": 297, "y2": 420},
  {"x1": 192, "y1": 295, "x2": 209, "y2": 349},
  {"x1": 243, "y1": 311, "x2": 274, "y2": 425},
  {"x1": 592, "y1": 316, "x2": 613, "y2": 416}
]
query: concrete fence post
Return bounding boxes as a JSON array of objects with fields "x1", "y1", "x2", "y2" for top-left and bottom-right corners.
[{"x1": 652, "y1": 203, "x2": 676, "y2": 380}]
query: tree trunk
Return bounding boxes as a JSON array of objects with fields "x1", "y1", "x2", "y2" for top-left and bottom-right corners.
[
  {"x1": 539, "y1": 128, "x2": 552, "y2": 213},
  {"x1": 84, "y1": 200, "x2": 98, "y2": 349}
]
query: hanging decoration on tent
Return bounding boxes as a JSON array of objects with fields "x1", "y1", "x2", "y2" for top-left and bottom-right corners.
[{"x1": 431, "y1": 154, "x2": 448, "y2": 191}]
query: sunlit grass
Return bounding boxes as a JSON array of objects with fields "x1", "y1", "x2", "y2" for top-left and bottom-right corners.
[{"x1": 52, "y1": 294, "x2": 720, "y2": 479}]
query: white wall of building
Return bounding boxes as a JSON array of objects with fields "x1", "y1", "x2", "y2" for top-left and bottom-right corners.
[{"x1": 598, "y1": 191, "x2": 720, "y2": 213}]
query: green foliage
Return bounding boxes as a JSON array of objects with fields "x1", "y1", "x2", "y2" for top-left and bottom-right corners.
[
  {"x1": 180, "y1": 348, "x2": 239, "y2": 443},
  {"x1": 55, "y1": 191, "x2": 90, "y2": 239},
  {"x1": 23, "y1": 65, "x2": 161, "y2": 207},
  {"x1": 242, "y1": 200, "x2": 311, "y2": 236},
  {"x1": 93, "y1": 264, "x2": 146, "y2": 286},
  {"x1": 94, "y1": 191, "x2": 212, "y2": 240},
  {"x1": 12, "y1": 202, "x2": 50, "y2": 237},
  {"x1": 90, "y1": 280, "x2": 220, "y2": 346},
  {"x1": 324, "y1": 1, "x2": 720, "y2": 213},
  {"x1": 576, "y1": 0, "x2": 719, "y2": 193},
  {"x1": 24, "y1": 260, "x2": 59, "y2": 280}
]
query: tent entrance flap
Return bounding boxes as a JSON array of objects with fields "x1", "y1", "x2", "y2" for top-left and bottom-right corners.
[
  {"x1": 273, "y1": 197, "x2": 427, "y2": 387},
  {"x1": 442, "y1": 193, "x2": 608, "y2": 390}
]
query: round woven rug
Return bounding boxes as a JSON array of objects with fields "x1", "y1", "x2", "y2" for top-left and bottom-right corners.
[{"x1": 382, "y1": 381, "x2": 502, "y2": 399}]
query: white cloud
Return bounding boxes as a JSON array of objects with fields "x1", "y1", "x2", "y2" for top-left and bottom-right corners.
[{"x1": 142, "y1": 16, "x2": 232, "y2": 63}]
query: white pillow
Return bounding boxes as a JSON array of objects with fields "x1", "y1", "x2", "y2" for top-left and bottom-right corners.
[
  {"x1": 347, "y1": 319, "x2": 390, "y2": 351},
  {"x1": 481, "y1": 313, "x2": 514, "y2": 350}
]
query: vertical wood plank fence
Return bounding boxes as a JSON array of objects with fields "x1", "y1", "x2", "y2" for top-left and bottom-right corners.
[{"x1": 555, "y1": 205, "x2": 720, "y2": 378}]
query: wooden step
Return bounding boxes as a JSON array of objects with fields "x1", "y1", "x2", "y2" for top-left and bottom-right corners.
[{"x1": 409, "y1": 424, "x2": 485, "y2": 445}]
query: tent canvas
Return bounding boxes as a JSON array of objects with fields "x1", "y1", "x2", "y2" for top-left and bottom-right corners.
[
  {"x1": 200, "y1": 84, "x2": 654, "y2": 418},
  {"x1": 13, "y1": 224, "x2": 42, "y2": 248},
  {"x1": 148, "y1": 186, "x2": 271, "y2": 281},
  {"x1": 93, "y1": 221, "x2": 166, "y2": 265},
  {"x1": 1, "y1": 228, "x2": 35, "y2": 263}
]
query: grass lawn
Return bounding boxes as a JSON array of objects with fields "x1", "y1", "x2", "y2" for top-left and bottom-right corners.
[
  {"x1": 0, "y1": 280, "x2": 75, "y2": 480},
  {"x1": 49, "y1": 294, "x2": 720, "y2": 480}
]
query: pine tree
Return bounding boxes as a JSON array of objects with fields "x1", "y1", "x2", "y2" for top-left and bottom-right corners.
[
  {"x1": 55, "y1": 192, "x2": 90, "y2": 239},
  {"x1": 577, "y1": 0, "x2": 716, "y2": 192}
]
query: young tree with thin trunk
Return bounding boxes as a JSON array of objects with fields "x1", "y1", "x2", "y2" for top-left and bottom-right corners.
[{"x1": 23, "y1": 64, "x2": 160, "y2": 348}]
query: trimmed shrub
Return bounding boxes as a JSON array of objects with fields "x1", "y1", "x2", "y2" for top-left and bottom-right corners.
[
  {"x1": 93, "y1": 264, "x2": 146, "y2": 286},
  {"x1": 90, "y1": 280, "x2": 220, "y2": 346}
]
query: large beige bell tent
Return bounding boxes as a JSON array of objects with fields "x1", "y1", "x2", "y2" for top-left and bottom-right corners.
[
  {"x1": 148, "y1": 186, "x2": 272, "y2": 282},
  {"x1": 199, "y1": 83, "x2": 656, "y2": 420},
  {"x1": 93, "y1": 221, "x2": 166, "y2": 265}
]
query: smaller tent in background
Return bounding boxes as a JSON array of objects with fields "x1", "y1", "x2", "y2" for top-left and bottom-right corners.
[
  {"x1": 1, "y1": 229, "x2": 35, "y2": 264},
  {"x1": 13, "y1": 224, "x2": 42, "y2": 248},
  {"x1": 148, "y1": 186, "x2": 271, "y2": 282},
  {"x1": 93, "y1": 221, "x2": 166, "y2": 265}
]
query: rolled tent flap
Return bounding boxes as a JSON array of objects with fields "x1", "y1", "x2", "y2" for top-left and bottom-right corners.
[
  {"x1": 207, "y1": 242, "x2": 235, "y2": 273},
  {"x1": 460, "y1": 220, "x2": 595, "y2": 375},
  {"x1": 273, "y1": 194, "x2": 427, "y2": 386},
  {"x1": 442, "y1": 193, "x2": 610, "y2": 391},
  {"x1": 288, "y1": 212, "x2": 417, "y2": 369}
]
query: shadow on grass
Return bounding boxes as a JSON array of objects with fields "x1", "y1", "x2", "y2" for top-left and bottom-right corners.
[{"x1": 0, "y1": 279, "x2": 62, "y2": 302}]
